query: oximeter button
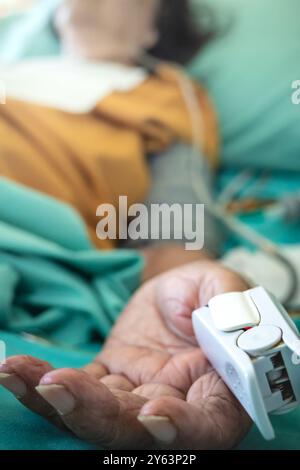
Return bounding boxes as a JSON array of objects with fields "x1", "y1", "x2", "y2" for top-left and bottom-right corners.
[
  {"x1": 237, "y1": 325, "x2": 282, "y2": 357},
  {"x1": 209, "y1": 292, "x2": 260, "y2": 332}
]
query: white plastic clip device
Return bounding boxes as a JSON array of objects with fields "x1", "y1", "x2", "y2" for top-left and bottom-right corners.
[{"x1": 192, "y1": 286, "x2": 300, "y2": 440}]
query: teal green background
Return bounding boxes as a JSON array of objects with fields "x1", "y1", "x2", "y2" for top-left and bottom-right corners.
[
  {"x1": 190, "y1": 0, "x2": 300, "y2": 255},
  {"x1": 190, "y1": 0, "x2": 300, "y2": 172}
]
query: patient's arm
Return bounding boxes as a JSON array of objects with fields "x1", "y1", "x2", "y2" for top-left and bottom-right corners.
[
  {"x1": 141, "y1": 242, "x2": 211, "y2": 281},
  {"x1": 0, "y1": 261, "x2": 251, "y2": 449},
  {"x1": 128, "y1": 143, "x2": 223, "y2": 281}
]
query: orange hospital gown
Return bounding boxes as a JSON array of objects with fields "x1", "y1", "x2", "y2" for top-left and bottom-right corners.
[{"x1": 0, "y1": 67, "x2": 218, "y2": 248}]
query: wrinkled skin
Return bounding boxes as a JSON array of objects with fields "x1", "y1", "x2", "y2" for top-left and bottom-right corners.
[{"x1": 0, "y1": 261, "x2": 252, "y2": 449}]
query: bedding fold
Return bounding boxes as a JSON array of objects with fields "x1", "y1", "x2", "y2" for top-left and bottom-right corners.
[{"x1": 0, "y1": 177, "x2": 143, "y2": 347}]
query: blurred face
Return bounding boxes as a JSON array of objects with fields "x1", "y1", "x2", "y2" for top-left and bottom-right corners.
[{"x1": 54, "y1": 0, "x2": 160, "y2": 63}]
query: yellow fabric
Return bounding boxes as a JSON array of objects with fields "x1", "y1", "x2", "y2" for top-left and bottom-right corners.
[{"x1": 0, "y1": 68, "x2": 218, "y2": 248}]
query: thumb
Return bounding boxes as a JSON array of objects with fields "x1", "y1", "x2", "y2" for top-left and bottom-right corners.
[
  {"x1": 156, "y1": 261, "x2": 251, "y2": 341},
  {"x1": 138, "y1": 370, "x2": 251, "y2": 449}
]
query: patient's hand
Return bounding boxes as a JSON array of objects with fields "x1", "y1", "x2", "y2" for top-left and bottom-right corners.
[{"x1": 0, "y1": 261, "x2": 251, "y2": 449}]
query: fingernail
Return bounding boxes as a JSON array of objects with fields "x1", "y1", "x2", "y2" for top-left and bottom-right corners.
[
  {"x1": 36, "y1": 384, "x2": 76, "y2": 416},
  {"x1": 0, "y1": 362, "x2": 9, "y2": 372},
  {"x1": 138, "y1": 415, "x2": 177, "y2": 444},
  {"x1": 0, "y1": 373, "x2": 27, "y2": 398}
]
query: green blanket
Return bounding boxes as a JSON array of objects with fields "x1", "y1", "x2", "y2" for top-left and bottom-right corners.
[{"x1": 0, "y1": 178, "x2": 143, "y2": 347}]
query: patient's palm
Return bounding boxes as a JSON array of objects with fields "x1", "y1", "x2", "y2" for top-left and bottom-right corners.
[
  {"x1": 95, "y1": 262, "x2": 251, "y2": 448},
  {"x1": 1, "y1": 262, "x2": 251, "y2": 449}
]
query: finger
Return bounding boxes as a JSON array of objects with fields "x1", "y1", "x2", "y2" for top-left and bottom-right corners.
[
  {"x1": 198, "y1": 267, "x2": 250, "y2": 306},
  {"x1": 100, "y1": 374, "x2": 134, "y2": 392},
  {"x1": 138, "y1": 372, "x2": 251, "y2": 450},
  {"x1": 101, "y1": 343, "x2": 209, "y2": 394},
  {"x1": 0, "y1": 355, "x2": 64, "y2": 426},
  {"x1": 82, "y1": 361, "x2": 108, "y2": 379},
  {"x1": 156, "y1": 274, "x2": 199, "y2": 339},
  {"x1": 35, "y1": 368, "x2": 155, "y2": 449},
  {"x1": 83, "y1": 363, "x2": 135, "y2": 392},
  {"x1": 187, "y1": 370, "x2": 251, "y2": 445},
  {"x1": 133, "y1": 383, "x2": 184, "y2": 400},
  {"x1": 156, "y1": 263, "x2": 250, "y2": 340}
]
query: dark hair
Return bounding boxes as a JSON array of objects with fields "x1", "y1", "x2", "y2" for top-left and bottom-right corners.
[
  {"x1": 51, "y1": 0, "x2": 213, "y2": 65},
  {"x1": 148, "y1": 0, "x2": 214, "y2": 64}
]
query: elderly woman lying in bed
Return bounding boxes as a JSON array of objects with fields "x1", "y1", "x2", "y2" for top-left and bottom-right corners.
[{"x1": 0, "y1": 0, "x2": 252, "y2": 449}]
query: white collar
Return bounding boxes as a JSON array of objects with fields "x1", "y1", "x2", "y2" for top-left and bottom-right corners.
[{"x1": 0, "y1": 56, "x2": 148, "y2": 113}]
